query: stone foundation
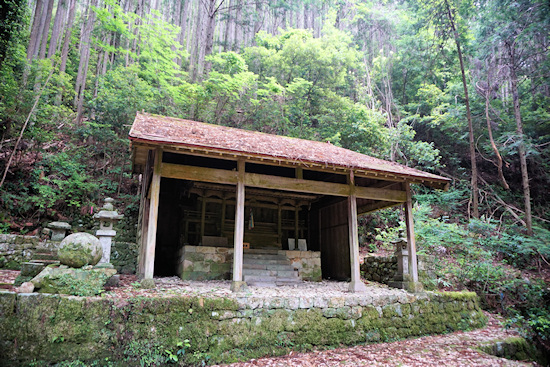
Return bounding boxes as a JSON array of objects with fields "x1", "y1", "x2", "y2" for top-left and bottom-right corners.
[
  {"x1": 0, "y1": 290, "x2": 487, "y2": 366},
  {"x1": 177, "y1": 246, "x2": 322, "y2": 282}
]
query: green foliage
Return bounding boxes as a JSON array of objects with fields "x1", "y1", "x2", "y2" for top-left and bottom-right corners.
[
  {"x1": 124, "y1": 340, "x2": 166, "y2": 367},
  {"x1": 375, "y1": 196, "x2": 550, "y2": 350}
]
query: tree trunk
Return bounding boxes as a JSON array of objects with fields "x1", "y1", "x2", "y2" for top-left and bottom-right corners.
[
  {"x1": 253, "y1": 0, "x2": 263, "y2": 41},
  {"x1": 507, "y1": 42, "x2": 533, "y2": 235},
  {"x1": 202, "y1": 0, "x2": 225, "y2": 77},
  {"x1": 223, "y1": 0, "x2": 233, "y2": 51},
  {"x1": 233, "y1": 2, "x2": 241, "y2": 51},
  {"x1": 482, "y1": 64, "x2": 509, "y2": 190},
  {"x1": 38, "y1": 0, "x2": 54, "y2": 59},
  {"x1": 190, "y1": 1, "x2": 205, "y2": 81},
  {"x1": 74, "y1": 0, "x2": 98, "y2": 124},
  {"x1": 444, "y1": 0, "x2": 479, "y2": 219},
  {"x1": 27, "y1": 0, "x2": 45, "y2": 60},
  {"x1": 59, "y1": 0, "x2": 75, "y2": 73},
  {"x1": 47, "y1": 0, "x2": 67, "y2": 58}
]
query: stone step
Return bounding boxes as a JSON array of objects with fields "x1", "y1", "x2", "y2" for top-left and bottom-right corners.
[
  {"x1": 243, "y1": 269, "x2": 278, "y2": 277},
  {"x1": 20, "y1": 262, "x2": 46, "y2": 277},
  {"x1": 243, "y1": 249, "x2": 281, "y2": 255},
  {"x1": 31, "y1": 259, "x2": 60, "y2": 265},
  {"x1": 276, "y1": 270, "x2": 299, "y2": 278},
  {"x1": 244, "y1": 275, "x2": 277, "y2": 283},
  {"x1": 243, "y1": 263, "x2": 294, "y2": 271},
  {"x1": 243, "y1": 253, "x2": 285, "y2": 261},
  {"x1": 32, "y1": 252, "x2": 58, "y2": 261},
  {"x1": 243, "y1": 258, "x2": 289, "y2": 266}
]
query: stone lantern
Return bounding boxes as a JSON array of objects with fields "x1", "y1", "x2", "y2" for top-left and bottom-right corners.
[
  {"x1": 93, "y1": 198, "x2": 123, "y2": 265},
  {"x1": 388, "y1": 232, "x2": 414, "y2": 290},
  {"x1": 47, "y1": 221, "x2": 71, "y2": 241}
]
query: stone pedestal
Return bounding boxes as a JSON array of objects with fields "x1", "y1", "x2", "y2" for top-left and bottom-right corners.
[{"x1": 96, "y1": 229, "x2": 116, "y2": 264}]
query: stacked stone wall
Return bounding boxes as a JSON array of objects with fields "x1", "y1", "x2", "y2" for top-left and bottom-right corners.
[
  {"x1": 0, "y1": 235, "x2": 58, "y2": 269},
  {"x1": 110, "y1": 241, "x2": 138, "y2": 274},
  {"x1": 177, "y1": 246, "x2": 322, "y2": 281},
  {"x1": 283, "y1": 250, "x2": 322, "y2": 281},
  {"x1": 361, "y1": 255, "x2": 437, "y2": 286},
  {"x1": 0, "y1": 234, "x2": 137, "y2": 274},
  {"x1": 0, "y1": 290, "x2": 487, "y2": 366},
  {"x1": 177, "y1": 245, "x2": 233, "y2": 280}
]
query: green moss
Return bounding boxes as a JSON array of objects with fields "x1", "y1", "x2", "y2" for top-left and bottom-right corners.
[
  {"x1": 0, "y1": 288, "x2": 490, "y2": 366},
  {"x1": 4, "y1": 260, "x2": 21, "y2": 270}
]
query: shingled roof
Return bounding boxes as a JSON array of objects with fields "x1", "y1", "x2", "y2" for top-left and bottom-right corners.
[{"x1": 129, "y1": 112, "x2": 450, "y2": 189}]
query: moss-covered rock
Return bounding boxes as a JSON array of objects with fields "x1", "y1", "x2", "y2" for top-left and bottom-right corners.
[{"x1": 58, "y1": 233, "x2": 102, "y2": 268}]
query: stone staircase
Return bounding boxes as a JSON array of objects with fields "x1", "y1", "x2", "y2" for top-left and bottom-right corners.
[
  {"x1": 242, "y1": 249, "x2": 301, "y2": 287},
  {"x1": 18, "y1": 250, "x2": 59, "y2": 283}
]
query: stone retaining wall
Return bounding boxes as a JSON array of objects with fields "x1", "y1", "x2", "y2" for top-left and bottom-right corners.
[
  {"x1": 0, "y1": 234, "x2": 137, "y2": 274},
  {"x1": 0, "y1": 234, "x2": 58, "y2": 269},
  {"x1": 177, "y1": 246, "x2": 322, "y2": 281},
  {"x1": 362, "y1": 255, "x2": 437, "y2": 286},
  {"x1": 0, "y1": 290, "x2": 487, "y2": 366},
  {"x1": 110, "y1": 241, "x2": 138, "y2": 274}
]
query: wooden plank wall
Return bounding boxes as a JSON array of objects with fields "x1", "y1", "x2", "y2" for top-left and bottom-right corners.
[{"x1": 318, "y1": 199, "x2": 351, "y2": 280}]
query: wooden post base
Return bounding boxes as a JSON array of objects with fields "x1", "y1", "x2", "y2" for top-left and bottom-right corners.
[
  {"x1": 230, "y1": 281, "x2": 248, "y2": 292},
  {"x1": 348, "y1": 280, "x2": 368, "y2": 293}
]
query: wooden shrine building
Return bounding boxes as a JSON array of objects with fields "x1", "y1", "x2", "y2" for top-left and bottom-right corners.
[{"x1": 129, "y1": 112, "x2": 451, "y2": 292}]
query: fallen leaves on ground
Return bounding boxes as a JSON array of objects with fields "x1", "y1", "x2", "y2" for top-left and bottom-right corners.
[{"x1": 215, "y1": 314, "x2": 537, "y2": 367}]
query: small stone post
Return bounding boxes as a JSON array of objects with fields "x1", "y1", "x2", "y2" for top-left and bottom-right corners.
[{"x1": 94, "y1": 198, "x2": 123, "y2": 266}]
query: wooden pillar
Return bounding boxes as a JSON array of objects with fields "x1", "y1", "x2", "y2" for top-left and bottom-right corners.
[
  {"x1": 137, "y1": 151, "x2": 154, "y2": 278},
  {"x1": 348, "y1": 170, "x2": 367, "y2": 292},
  {"x1": 404, "y1": 182, "x2": 419, "y2": 283},
  {"x1": 231, "y1": 159, "x2": 247, "y2": 292},
  {"x1": 143, "y1": 148, "x2": 162, "y2": 284}
]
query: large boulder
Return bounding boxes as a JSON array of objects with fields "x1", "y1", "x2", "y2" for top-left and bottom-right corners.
[
  {"x1": 58, "y1": 233, "x2": 102, "y2": 268},
  {"x1": 30, "y1": 265, "x2": 117, "y2": 296}
]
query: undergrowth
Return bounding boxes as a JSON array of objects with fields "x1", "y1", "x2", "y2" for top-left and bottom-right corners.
[{"x1": 374, "y1": 198, "x2": 550, "y2": 357}]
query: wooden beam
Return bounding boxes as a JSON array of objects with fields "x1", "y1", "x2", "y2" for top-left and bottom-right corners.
[
  {"x1": 162, "y1": 163, "x2": 406, "y2": 202},
  {"x1": 144, "y1": 148, "x2": 162, "y2": 280},
  {"x1": 358, "y1": 201, "x2": 402, "y2": 215},
  {"x1": 160, "y1": 163, "x2": 238, "y2": 184},
  {"x1": 354, "y1": 185, "x2": 406, "y2": 202},
  {"x1": 404, "y1": 182, "x2": 418, "y2": 282}
]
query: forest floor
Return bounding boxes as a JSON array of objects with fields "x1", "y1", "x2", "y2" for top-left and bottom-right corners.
[
  {"x1": 0, "y1": 270, "x2": 541, "y2": 366},
  {"x1": 215, "y1": 314, "x2": 537, "y2": 366}
]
